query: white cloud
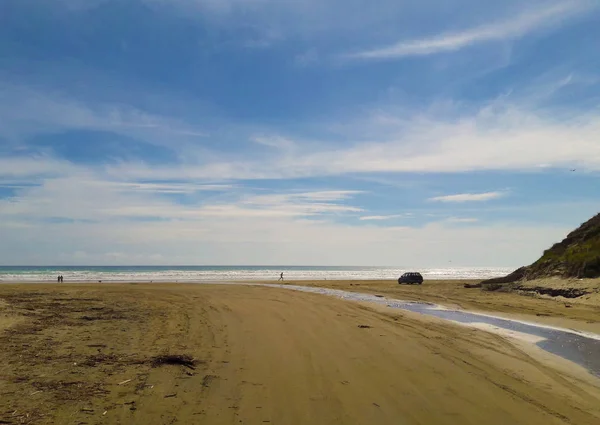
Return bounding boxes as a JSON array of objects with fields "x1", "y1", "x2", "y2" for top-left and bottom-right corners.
[
  {"x1": 360, "y1": 214, "x2": 406, "y2": 221},
  {"x1": 429, "y1": 192, "x2": 505, "y2": 203},
  {"x1": 0, "y1": 177, "x2": 362, "y2": 223},
  {"x1": 230, "y1": 190, "x2": 364, "y2": 217},
  {"x1": 346, "y1": 1, "x2": 592, "y2": 60},
  {"x1": 115, "y1": 182, "x2": 235, "y2": 194},
  {"x1": 247, "y1": 190, "x2": 361, "y2": 204},
  {"x1": 197, "y1": 203, "x2": 362, "y2": 218},
  {"x1": 0, "y1": 208, "x2": 575, "y2": 267},
  {"x1": 446, "y1": 217, "x2": 479, "y2": 223},
  {"x1": 101, "y1": 98, "x2": 600, "y2": 182},
  {"x1": 4, "y1": 24, "x2": 599, "y2": 184},
  {"x1": 0, "y1": 158, "x2": 593, "y2": 266}
]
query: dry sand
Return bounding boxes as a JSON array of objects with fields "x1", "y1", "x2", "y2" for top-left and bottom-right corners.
[{"x1": 1, "y1": 282, "x2": 600, "y2": 424}]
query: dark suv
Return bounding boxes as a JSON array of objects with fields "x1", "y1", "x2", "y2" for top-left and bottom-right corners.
[{"x1": 398, "y1": 272, "x2": 423, "y2": 285}]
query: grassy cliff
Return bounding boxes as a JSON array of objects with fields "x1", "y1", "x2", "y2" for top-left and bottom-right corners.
[
  {"x1": 483, "y1": 213, "x2": 600, "y2": 283},
  {"x1": 526, "y1": 213, "x2": 600, "y2": 279}
]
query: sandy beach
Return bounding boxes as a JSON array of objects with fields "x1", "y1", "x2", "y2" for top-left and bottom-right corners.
[{"x1": 2, "y1": 281, "x2": 600, "y2": 424}]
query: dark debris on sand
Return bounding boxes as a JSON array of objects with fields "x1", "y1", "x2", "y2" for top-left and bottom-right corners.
[{"x1": 150, "y1": 354, "x2": 198, "y2": 369}]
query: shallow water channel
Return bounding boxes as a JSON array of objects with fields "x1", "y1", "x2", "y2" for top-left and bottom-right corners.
[{"x1": 258, "y1": 284, "x2": 600, "y2": 377}]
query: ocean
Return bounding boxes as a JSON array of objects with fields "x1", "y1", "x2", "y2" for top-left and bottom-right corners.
[{"x1": 0, "y1": 266, "x2": 513, "y2": 282}]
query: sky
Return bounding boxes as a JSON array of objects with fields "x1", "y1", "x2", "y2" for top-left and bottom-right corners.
[{"x1": 1, "y1": 0, "x2": 599, "y2": 266}]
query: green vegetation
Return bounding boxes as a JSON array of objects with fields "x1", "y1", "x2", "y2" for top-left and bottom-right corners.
[
  {"x1": 482, "y1": 213, "x2": 600, "y2": 283},
  {"x1": 528, "y1": 213, "x2": 600, "y2": 279}
]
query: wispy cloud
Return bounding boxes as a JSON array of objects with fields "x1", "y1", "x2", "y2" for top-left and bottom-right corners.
[
  {"x1": 103, "y1": 98, "x2": 600, "y2": 181},
  {"x1": 446, "y1": 217, "x2": 479, "y2": 223},
  {"x1": 250, "y1": 135, "x2": 296, "y2": 150},
  {"x1": 0, "y1": 203, "x2": 574, "y2": 266},
  {"x1": 346, "y1": 1, "x2": 591, "y2": 60},
  {"x1": 0, "y1": 156, "x2": 76, "y2": 179},
  {"x1": 0, "y1": 156, "x2": 569, "y2": 264},
  {"x1": 359, "y1": 214, "x2": 406, "y2": 221},
  {"x1": 197, "y1": 203, "x2": 362, "y2": 218},
  {"x1": 238, "y1": 190, "x2": 363, "y2": 216},
  {"x1": 112, "y1": 182, "x2": 235, "y2": 194},
  {"x1": 0, "y1": 83, "x2": 207, "y2": 148},
  {"x1": 429, "y1": 192, "x2": 505, "y2": 203},
  {"x1": 0, "y1": 178, "x2": 363, "y2": 223}
]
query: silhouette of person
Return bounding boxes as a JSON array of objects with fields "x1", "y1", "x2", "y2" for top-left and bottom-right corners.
[
  {"x1": 278, "y1": 272, "x2": 284, "y2": 281},
  {"x1": 57, "y1": 275, "x2": 60, "y2": 283}
]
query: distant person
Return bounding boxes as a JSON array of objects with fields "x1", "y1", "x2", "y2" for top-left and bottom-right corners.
[
  {"x1": 60, "y1": 275, "x2": 64, "y2": 283},
  {"x1": 57, "y1": 275, "x2": 60, "y2": 283},
  {"x1": 279, "y1": 272, "x2": 284, "y2": 281}
]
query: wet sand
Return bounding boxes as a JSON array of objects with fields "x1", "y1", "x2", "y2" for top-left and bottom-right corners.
[
  {"x1": 290, "y1": 279, "x2": 600, "y2": 334},
  {"x1": 2, "y1": 282, "x2": 600, "y2": 424}
]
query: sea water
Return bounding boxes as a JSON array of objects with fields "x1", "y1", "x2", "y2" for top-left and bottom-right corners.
[{"x1": 0, "y1": 265, "x2": 513, "y2": 282}]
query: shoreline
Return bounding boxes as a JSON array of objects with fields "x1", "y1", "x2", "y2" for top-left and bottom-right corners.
[{"x1": 0, "y1": 278, "x2": 483, "y2": 283}]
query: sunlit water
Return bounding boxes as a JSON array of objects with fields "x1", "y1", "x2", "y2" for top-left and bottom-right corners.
[{"x1": 0, "y1": 265, "x2": 513, "y2": 282}]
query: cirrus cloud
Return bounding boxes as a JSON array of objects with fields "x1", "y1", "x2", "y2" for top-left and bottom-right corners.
[
  {"x1": 346, "y1": 1, "x2": 594, "y2": 60},
  {"x1": 429, "y1": 192, "x2": 505, "y2": 203}
]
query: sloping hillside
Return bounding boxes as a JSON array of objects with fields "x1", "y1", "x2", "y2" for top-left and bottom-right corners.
[{"x1": 484, "y1": 213, "x2": 600, "y2": 283}]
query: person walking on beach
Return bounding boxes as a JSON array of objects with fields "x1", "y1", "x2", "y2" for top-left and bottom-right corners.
[
  {"x1": 57, "y1": 275, "x2": 60, "y2": 283},
  {"x1": 279, "y1": 272, "x2": 284, "y2": 281}
]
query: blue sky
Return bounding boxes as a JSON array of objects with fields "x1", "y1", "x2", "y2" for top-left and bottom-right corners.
[{"x1": 1, "y1": 0, "x2": 599, "y2": 266}]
